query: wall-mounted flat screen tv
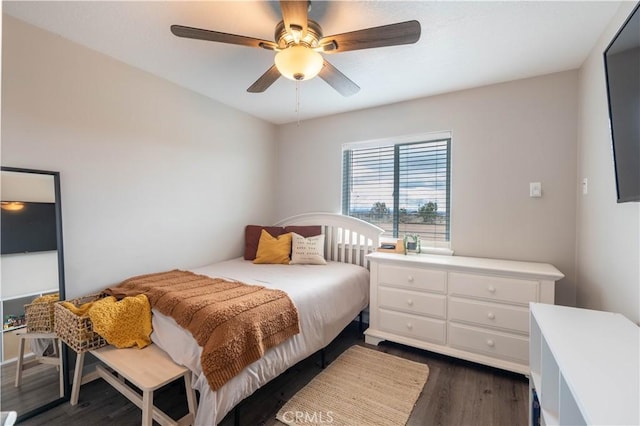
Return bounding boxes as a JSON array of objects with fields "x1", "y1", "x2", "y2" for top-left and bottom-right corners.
[
  {"x1": 603, "y1": 2, "x2": 640, "y2": 203},
  {"x1": 1, "y1": 201, "x2": 58, "y2": 254}
]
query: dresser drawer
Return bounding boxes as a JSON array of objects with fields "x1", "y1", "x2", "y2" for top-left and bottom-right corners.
[
  {"x1": 379, "y1": 309, "x2": 446, "y2": 344},
  {"x1": 448, "y1": 272, "x2": 538, "y2": 305},
  {"x1": 449, "y1": 323, "x2": 529, "y2": 364},
  {"x1": 379, "y1": 286, "x2": 446, "y2": 319},
  {"x1": 378, "y1": 263, "x2": 446, "y2": 293},
  {"x1": 449, "y1": 298, "x2": 529, "y2": 333}
]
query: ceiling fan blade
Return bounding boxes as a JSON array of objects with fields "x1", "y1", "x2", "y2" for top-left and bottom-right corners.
[
  {"x1": 247, "y1": 65, "x2": 281, "y2": 93},
  {"x1": 280, "y1": 1, "x2": 309, "y2": 39},
  {"x1": 319, "y1": 20, "x2": 421, "y2": 53},
  {"x1": 318, "y1": 60, "x2": 360, "y2": 97},
  {"x1": 171, "y1": 25, "x2": 277, "y2": 50}
]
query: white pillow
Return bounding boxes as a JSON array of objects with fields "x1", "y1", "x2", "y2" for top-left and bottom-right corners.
[{"x1": 290, "y1": 232, "x2": 327, "y2": 265}]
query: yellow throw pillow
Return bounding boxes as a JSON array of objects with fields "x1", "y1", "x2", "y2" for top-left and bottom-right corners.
[{"x1": 253, "y1": 229, "x2": 292, "y2": 264}]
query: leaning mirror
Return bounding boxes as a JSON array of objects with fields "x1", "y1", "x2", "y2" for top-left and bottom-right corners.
[{"x1": 0, "y1": 167, "x2": 68, "y2": 421}]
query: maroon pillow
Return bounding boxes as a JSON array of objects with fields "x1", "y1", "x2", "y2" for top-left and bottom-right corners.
[
  {"x1": 284, "y1": 225, "x2": 322, "y2": 238},
  {"x1": 244, "y1": 225, "x2": 285, "y2": 260}
]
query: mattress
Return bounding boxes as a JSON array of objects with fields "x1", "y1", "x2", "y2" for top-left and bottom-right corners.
[{"x1": 150, "y1": 257, "x2": 370, "y2": 425}]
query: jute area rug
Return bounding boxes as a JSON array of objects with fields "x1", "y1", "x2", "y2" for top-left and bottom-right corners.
[{"x1": 276, "y1": 345, "x2": 429, "y2": 426}]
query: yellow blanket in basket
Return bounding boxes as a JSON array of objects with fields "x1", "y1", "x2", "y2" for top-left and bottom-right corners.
[
  {"x1": 60, "y1": 300, "x2": 94, "y2": 316},
  {"x1": 62, "y1": 295, "x2": 152, "y2": 349},
  {"x1": 32, "y1": 293, "x2": 59, "y2": 304}
]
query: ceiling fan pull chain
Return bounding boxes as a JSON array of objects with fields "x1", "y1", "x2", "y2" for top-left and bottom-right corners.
[{"x1": 296, "y1": 80, "x2": 301, "y2": 125}]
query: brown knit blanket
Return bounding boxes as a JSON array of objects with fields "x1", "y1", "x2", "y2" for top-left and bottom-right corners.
[{"x1": 103, "y1": 269, "x2": 300, "y2": 390}]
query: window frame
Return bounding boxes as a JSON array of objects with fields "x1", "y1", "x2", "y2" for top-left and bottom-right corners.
[{"x1": 341, "y1": 132, "x2": 453, "y2": 253}]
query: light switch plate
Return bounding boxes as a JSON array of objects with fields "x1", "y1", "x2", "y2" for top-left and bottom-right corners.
[{"x1": 530, "y1": 182, "x2": 542, "y2": 197}]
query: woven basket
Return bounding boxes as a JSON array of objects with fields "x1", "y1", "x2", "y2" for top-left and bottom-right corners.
[
  {"x1": 54, "y1": 294, "x2": 107, "y2": 353},
  {"x1": 25, "y1": 298, "x2": 57, "y2": 333}
]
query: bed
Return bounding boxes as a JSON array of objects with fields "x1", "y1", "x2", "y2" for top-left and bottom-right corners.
[{"x1": 148, "y1": 212, "x2": 383, "y2": 425}]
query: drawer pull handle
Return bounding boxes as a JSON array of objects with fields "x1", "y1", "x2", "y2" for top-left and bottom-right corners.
[
  {"x1": 407, "y1": 323, "x2": 413, "y2": 330},
  {"x1": 407, "y1": 299, "x2": 414, "y2": 306},
  {"x1": 487, "y1": 312, "x2": 495, "y2": 320},
  {"x1": 486, "y1": 339, "x2": 495, "y2": 347},
  {"x1": 488, "y1": 286, "x2": 496, "y2": 293},
  {"x1": 407, "y1": 275, "x2": 414, "y2": 282}
]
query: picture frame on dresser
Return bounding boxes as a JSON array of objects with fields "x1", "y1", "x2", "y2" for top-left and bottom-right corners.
[{"x1": 364, "y1": 251, "x2": 564, "y2": 375}]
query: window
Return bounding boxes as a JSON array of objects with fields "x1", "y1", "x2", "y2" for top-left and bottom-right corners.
[{"x1": 342, "y1": 134, "x2": 451, "y2": 248}]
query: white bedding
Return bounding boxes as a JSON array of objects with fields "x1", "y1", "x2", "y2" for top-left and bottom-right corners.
[{"x1": 150, "y1": 257, "x2": 370, "y2": 425}]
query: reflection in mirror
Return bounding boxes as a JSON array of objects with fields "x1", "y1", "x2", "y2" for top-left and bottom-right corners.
[{"x1": 0, "y1": 167, "x2": 67, "y2": 421}]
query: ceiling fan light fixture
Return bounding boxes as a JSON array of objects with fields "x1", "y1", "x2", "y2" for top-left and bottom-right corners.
[
  {"x1": 1, "y1": 202, "x2": 25, "y2": 211},
  {"x1": 274, "y1": 45, "x2": 323, "y2": 81}
]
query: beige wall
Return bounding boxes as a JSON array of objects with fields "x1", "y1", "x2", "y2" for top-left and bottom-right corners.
[
  {"x1": 276, "y1": 71, "x2": 579, "y2": 306},
  {"x1": 577, "y1": 2, "x2": 639, "y2": 324},
  {"x1": 1, "y1": 15, "x2": 278, "y2": 298}
]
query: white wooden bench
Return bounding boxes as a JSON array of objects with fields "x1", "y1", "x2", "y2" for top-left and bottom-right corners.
[{"x1": 86, "y1": 344, "x2": 197, "y2": 426}]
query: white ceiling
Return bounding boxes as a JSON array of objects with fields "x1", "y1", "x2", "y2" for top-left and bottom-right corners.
[{"x1": 3, "y1": 1, "x2": 623, "y2": 125}]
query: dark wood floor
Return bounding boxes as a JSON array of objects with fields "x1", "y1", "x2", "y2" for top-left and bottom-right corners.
[
  {"x1": 16, "y1": 323, "x2": 530, "y2": 426},
  {"x1": 1, "y1": 360, "x2": 62, "y2": 416}
]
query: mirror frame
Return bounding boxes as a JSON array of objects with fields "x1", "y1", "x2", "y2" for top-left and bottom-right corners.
[{"x1": 1, "y1": 166, "x2": 69, "y2": 421}]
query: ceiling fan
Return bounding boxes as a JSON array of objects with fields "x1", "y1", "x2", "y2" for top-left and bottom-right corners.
[{"x1": 170, "y1": 1, "x2": 421, "y2": 96}]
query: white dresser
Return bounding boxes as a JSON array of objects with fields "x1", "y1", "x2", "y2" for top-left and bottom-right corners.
[{"x1": 365, "y1": 252, "x2": 564, "y2": 374}]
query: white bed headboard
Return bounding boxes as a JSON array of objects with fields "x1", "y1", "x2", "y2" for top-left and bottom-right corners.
[{"x1": 275, "y1": 212, "x2": 384, "y2": 268}]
